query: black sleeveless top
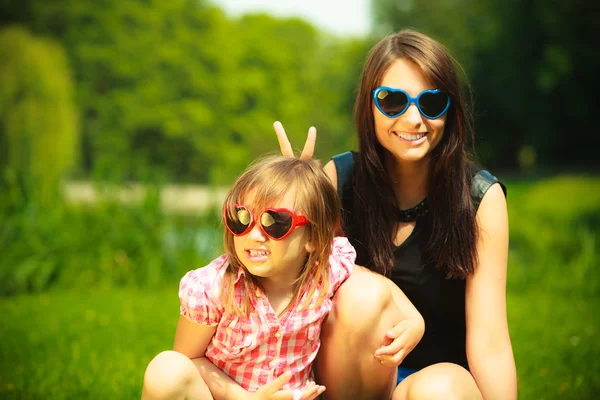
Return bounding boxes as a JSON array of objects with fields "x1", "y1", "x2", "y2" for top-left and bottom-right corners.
[{"x1": 332, "y1": 151, "x2": 506, "y2": 369}]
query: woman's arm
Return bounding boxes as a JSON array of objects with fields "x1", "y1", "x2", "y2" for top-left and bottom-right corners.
[
  {"x1": 323, "y1": 160, "x2": 338, "y2": 190},
  {"x1": 465, "y1": 183, "x2": 517, "y2": 399}
]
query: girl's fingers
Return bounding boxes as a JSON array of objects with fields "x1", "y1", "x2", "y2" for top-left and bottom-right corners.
[
  {"x1": 377, "y1": 348, "x2": 406, "y2": 367},
  {"x1": 375, "y1": 322, "x2": 410, "y2": 356},
  {"x1": 386, "y1": 320, "x2": 410, "y2": 339},
  {"x1": 258, "y1": 371, "x2": 292, "y2": 396},
  {"x1": 375, "y1": 335, "x2": 404, "y2": 356},
  {"x1": 302, "y1": 384, "x2": 326, "y2": 400}
]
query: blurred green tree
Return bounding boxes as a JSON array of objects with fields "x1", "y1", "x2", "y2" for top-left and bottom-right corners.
[
  {"x1": 19, "y1": 0, "x2": 228, "y2": 183},
  {"x1": 0, "y1": 25, "x2": 78, "y2": 203},
  {"x1": 371, "y1": 0, "x2": 599, "y2": 170},
  {"x1": 307, "y1": 36, "x2": 377, "y2": 159},
  {"x1": 0, "y1": 0, "x2": 372, "y2": 184}
]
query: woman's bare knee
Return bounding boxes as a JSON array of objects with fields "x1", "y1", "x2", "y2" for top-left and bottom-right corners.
[
  {"x1": 333, "y1": 266, "x2": 400, "y2": 334},
  {"x1": 142, "y1": 351, "x2": 201, "y2": 400},
  {"x1": 396, "y1": 363, "x2": 482, "y2": 400},
  {"x1": 316, "y1": 267, "x2": 401, "y2": 400}
]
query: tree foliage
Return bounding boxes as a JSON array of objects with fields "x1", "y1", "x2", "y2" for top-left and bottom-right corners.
[
  {"x1": 1, "y1": 0, "x2": 595, "y2": 189},
  {"x1": 0, "y1": 25, "x2": 78, "y2": 202},
  {"x1": 0, "y1": 0, "x2": 369, "y2": 185}
]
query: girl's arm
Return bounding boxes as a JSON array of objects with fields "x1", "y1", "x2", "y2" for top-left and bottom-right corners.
[
  {"x1": 174, "y1": 316, "x2": 249, "y2": 399},
  {"x1": 344, "y1": 266, "x2": 424, "y2": 367},
  {"x1": 174, "y1": 316, "x2": 323, "y2": 400},
  {"x1": 465, "y1": 183, "x2": 517, "y2": 399},
  {"x1": 372, "y1": 268, "x2": 425, "y2": 366}
]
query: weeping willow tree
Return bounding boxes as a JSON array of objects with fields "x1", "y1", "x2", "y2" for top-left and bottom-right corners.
[{"x1": 0, "y1": 25, "x2": 78, "y2": 204}]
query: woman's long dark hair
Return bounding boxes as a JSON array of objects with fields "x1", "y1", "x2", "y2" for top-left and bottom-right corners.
[{"x1": 349, "y1": 28, "x2": 478, "y2": 279}]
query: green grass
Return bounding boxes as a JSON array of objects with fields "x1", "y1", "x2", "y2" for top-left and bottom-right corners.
[
  {"x1": 1, "y1": 174, "x2": 599, "y2": 399},
  {"x1": 0, "y1": 286, "x2": 597, "y2": 399},
  {"x1": 0, "y1": 287, "x2": 179, "y2": 400},
  {"x1": 507, "y1": 291, "x2": 599, "y2": 399}
]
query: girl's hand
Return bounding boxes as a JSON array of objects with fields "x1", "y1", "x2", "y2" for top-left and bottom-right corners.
[
  {"x1": 374, "y1": 317, "x2": 425, "y2": 367},
  {"x1": 273, "y1": 121, "x2": 316, "y2": 160},
  {"x1": 250, "y1": 372, "x2": 326, "y2": 400},
  {"x1": 272, "y1": 381, "x2": 326, "y2": 400}
]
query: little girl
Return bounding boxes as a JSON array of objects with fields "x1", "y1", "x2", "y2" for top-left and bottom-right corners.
[{"x1": 142, "y1": 155, "x2": 357, "y2": 400}]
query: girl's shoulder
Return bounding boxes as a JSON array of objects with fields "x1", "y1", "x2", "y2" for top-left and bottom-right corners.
[
  {"x1": 180, "y1": 254, "x2": 229, "y2": 287},
  {"x1": 327, "y1": 237, "x2": 356, "y2": 295},
  {"x1": 179, "y1": 254, "x2": 230, "y2": 325},
  {"x1": 179, "y1": 255, "x2": 230, "y2": 304},
  {"x1": 330, "y1": 236, "x2": 356, "y2": 268}
]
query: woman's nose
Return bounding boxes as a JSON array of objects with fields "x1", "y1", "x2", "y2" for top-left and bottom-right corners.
[{"x1": 402, "y1": 103, "x2": 423, "y2": 125}]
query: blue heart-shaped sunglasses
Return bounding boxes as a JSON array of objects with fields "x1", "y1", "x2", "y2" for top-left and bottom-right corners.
[{"x1": 372, "y1": 86, "x2": 451, "y2": 119}]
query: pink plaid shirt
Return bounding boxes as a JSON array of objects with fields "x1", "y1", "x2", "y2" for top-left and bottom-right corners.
[{"x1": 179, "y1": 236, "x2": 355, "y2": 392}]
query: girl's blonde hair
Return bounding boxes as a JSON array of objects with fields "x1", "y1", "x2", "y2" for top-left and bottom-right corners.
[{"x1": 220, "y1": 155, "x2": 340, "y2": 315}]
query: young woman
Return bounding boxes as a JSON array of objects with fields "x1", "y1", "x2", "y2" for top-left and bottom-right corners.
[
  {"x1": 141, "y1": 155, "x2": 424, "y2": 400},
  {"x1": 274, "y1": 28, "x2": 517, "y2": 400}
]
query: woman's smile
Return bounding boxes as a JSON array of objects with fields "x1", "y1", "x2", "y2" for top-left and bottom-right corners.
[{"x1": 393, "y1": 131, "x2": 428, "y2": 143}]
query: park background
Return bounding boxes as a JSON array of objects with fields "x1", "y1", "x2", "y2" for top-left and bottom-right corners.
[{"x1": 0, "y1": 0, "x2": 598, "y2": 398}]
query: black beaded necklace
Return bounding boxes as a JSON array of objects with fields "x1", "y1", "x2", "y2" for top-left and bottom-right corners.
[{"x1": 397, "y1": 198, "x2": 429, "y2": 222}]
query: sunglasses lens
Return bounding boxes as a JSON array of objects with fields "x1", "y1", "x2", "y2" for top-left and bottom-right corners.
[
  {"x1": 226, "y1": 206, "x2": 252, "y2": 235},
  {"x1": 419, "y1": 91, "x2": 449, "y2": 118},
  {"x1": 376, "y1": 89, "x2": 408, "y2": 116},
  {"x1": 261, "y1": 210, "x2": 293, "y2": 239}
]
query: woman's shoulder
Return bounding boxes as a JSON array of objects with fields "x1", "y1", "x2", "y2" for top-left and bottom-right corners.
[
  {"x1": 331, "y1": 151, "x2": 357, "y2": 200},
  {"x1": 470, "y1": 168, "x2": 507, "y2": 211},
  {"x1": 331, "y1": 151, "x2": 357, "y2": 174}
]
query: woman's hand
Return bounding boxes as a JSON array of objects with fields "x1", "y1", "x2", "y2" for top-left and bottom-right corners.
[
  {"x1": 273, "y1": 121, "x2": 316, "y2": 159},
  {"x1": 374, "y1": 317, "x2": 425, "y2": 367},
  {"x1": 250, "y1": 372, "x2": 326, "y2": 400}
]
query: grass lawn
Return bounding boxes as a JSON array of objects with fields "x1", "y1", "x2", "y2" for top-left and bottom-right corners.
[
  {"x1": 0, "y1": 285, "x2": 598, "y2": 399},
  {"x1": 2, "y1": 174, "x2": 599, "y2": 399},
  {"x1": 0, "y1": 286, "x2": 179, "y2": 400}
]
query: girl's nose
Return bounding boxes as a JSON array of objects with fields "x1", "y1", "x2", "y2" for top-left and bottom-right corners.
[{"x1": 247, "y1": 222, "x2": 267, "y2": 241}]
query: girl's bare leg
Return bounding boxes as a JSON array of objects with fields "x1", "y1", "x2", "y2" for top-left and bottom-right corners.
[
  {"x1": 315, "y1": 267, "x2": 403, "y2": 400},
  {"x1": 142, "y1": 351, "x2": 213, "y2": 400}
]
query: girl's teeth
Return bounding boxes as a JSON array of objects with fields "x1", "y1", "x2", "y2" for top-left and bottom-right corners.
[
  {"x1": 249, "y1": 250, "x2": 270, "y2": 257},
  {"x1": 397, "y1": 132, "x2": 426, "y2": 141}
]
